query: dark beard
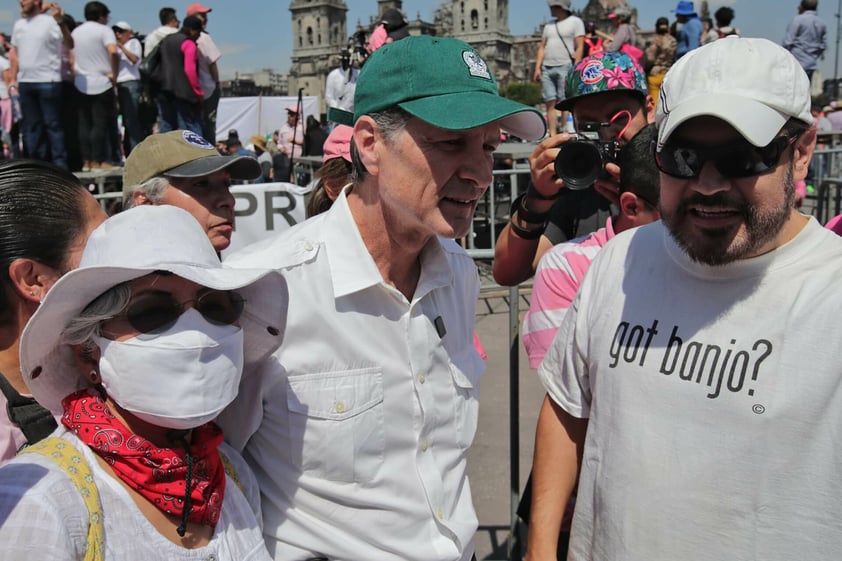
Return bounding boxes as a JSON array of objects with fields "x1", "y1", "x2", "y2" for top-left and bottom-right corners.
[{"x1": 661, "y1": 165, "x2": 796, "y2": 266}]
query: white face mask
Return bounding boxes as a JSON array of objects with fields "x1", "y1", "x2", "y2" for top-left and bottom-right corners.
[{"x1": 93, "y1": 308, "x2": 244, "y2": 430}]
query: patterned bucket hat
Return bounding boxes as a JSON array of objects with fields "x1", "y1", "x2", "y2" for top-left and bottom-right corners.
[{"x1": 556, "y1": 51, "x2": 647, "y2": 111}]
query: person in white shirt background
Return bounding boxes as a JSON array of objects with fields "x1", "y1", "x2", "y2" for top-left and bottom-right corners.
[
  {"x1": 112, "y1": 20, "x2": 143, "y2": 154},
  {"x1": 71, "y1": 0, "x2": 118, "y2": 171}
]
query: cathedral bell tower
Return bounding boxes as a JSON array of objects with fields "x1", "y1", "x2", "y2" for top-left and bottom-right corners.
[
  {"x1": 448, "y1": 0, "x2": 512, "y2": 83},
  {"x1": 289, "y1": 0, "x2": 349, "y2": 115}
]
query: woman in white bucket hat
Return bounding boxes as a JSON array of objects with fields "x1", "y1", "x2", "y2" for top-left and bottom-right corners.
[{"x1": 0, "y1": 204, "x2": 284, "y2": 560}]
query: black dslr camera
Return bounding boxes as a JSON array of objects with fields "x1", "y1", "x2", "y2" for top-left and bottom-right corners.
[{"x1": 553, "y1": 122, "x2": 620, "y2": 190}]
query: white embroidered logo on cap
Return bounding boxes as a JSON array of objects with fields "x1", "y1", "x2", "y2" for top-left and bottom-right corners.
[
  {"x1": 181, "y1": 130, "x2": 215, "y2": 150},
  {"x1": 463, "y1": 50, "x2": 491, "y2": 80}
]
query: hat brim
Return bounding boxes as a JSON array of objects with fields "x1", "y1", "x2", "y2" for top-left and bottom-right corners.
[
  {"x1": 657, "y1": 93, "x2": 789, "y2": 150},
  {"x1": 399, "y1": 91, "x2": 546, "y2": 141},
  {"x1": 165, "y1": 155, "x2": 261, "y2": 180},
  {"x1": 388, "y1": 26, "x2": 410, "y2": 41},
  {"x1": 555, "y1": 87, "x2": 646, "y2": 112},
  {"x1": 328, "y1": 107, "x2": 354, "y2": 126},
  {"x1": 21, "y1": 263, "x2": 285, "y2": 414}
]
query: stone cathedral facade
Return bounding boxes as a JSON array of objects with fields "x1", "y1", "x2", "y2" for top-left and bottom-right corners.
[
  {"x1": 289, "y1": 0, "x2": 527, "y2": 115},
  {"x1": 288, "y1": 0, "x2": 639, "y2": 115}
]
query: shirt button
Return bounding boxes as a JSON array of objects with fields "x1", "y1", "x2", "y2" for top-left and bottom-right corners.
[
  {"x1": 303, "y1": 240, "x2": 314, "y2": 251},
  {"x1": 335, "y1": 401, "x2": 346, "y2": 414},
  {"x1": 436, "y1": 508, "x2": 444, "y2": 519},
  {"x1": 418, "y1": 372, "x2": 426, "y2": 384},
  {"x1": 421, "y1": 438, "x2": 428, "y2": 451},
  {"x1": 206, "y1": 555, "x2": 217, "y2": 561}
]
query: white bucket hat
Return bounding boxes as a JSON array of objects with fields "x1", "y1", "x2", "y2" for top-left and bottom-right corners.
[{"x1": 20, "y1": 205, "x2": 286, "y2": 414}]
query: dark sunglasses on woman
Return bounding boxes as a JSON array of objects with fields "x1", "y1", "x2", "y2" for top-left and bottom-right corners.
[{"x1": 112, "y1": 289, "x2": 245, "y2": 334}]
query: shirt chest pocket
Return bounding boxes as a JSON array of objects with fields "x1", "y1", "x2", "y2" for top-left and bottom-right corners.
[{"x1": 286, "y1": 368, "x2": 385, "y2": 483}]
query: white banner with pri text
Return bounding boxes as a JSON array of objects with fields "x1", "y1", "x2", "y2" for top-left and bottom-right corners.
[{"x1": 223, "y1": 181, "x2": 314, "y2": 257}]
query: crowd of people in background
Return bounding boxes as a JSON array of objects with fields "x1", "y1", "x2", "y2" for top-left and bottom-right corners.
[
  {"x1": 1, "y1": 1, "x2": 227, "y2": 172},
  {"x1": 0, "y1": 1, "x2": 413, "y2": 181}
]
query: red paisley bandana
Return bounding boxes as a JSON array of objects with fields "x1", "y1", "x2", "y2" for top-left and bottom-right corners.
[{"x1": 61, "y1": 390, "x2": 226, "y2": 528}]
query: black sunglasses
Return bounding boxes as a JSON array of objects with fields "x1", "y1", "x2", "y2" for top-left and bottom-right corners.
[
  {"x1": 655, "y1": 132, "x2": 800, "y2": 179},
  {"x1": 111, "y1": 289, "x2": 245, "y2": 334}
]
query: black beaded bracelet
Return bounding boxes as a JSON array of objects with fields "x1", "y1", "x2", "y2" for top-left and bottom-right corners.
[
  {"x1": 511, "y1": 193, "x2": 551, "y2": 224},
  {"x1": 509, "y1": 219, "x2": 546, "y2": 240},
  {"x1": 526, "y1": 183, "x2": 563, "y2": 201}
]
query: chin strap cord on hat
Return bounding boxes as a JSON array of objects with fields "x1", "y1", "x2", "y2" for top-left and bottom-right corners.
[
  {"x1": 0, "y1": 371, "x2": 57, "y2": 447},
  {"x1": 172, "y1": 430, "x2": 194, "y2": 537}
]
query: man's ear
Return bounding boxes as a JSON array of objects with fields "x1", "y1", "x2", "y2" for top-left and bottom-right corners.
[
  {"x1": 644, "y1": 95, "x2": 656, "y2": 124},
  {"x1": 619, "y1": 191, "x2": 643, "y2": 218},
  {"x1": 353, "y1": 116, "x2": 380, "y2": 176},
  {"x1": 7, "y1": 258, "x2": 61, "y2": 304},
  {"x1": 792, "y1": 126, "x2": 817, "y2": 181},
  {"x1": 131, "y1": 189, "x2": 152, "y2": 206}
]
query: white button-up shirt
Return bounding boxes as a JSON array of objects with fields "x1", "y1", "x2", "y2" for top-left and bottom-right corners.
[{"x1": 220, "y1": 190, "x2": 484, "y2": 561}]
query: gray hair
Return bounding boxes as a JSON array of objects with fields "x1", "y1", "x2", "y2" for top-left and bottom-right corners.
[
  {"x1": 61, "y1": 282, "x2": 132, "y2": 351},
  {"x1": 350, "y1": 107, "x2": 412, "y2": 181},
  {"x1": 123, "y1": 176, "x2": 171, "y2": 209}
]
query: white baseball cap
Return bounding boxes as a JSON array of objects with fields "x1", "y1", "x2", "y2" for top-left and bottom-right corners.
[
  {"x1": 112, "y1": 21, "x2": 132, "y2": 32},
  {"x1": 656, "y1": 37, "x2": 813, "y2": 150}
]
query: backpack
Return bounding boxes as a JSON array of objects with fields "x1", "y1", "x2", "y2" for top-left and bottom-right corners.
[{"x1": 138, "y1": 42, "x2": 162, "y2": 85}]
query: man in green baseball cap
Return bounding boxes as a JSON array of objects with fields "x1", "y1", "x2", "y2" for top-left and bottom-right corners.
[{"x1": 218, "y1": 36, "x2": 544, "y2": 561}]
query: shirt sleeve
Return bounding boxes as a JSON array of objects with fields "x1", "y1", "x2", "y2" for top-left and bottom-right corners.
[
  {"x1": 0, "y1": 457, "x2": 89, "y2": 560},
  {"x1": 181, "y1": 39, "x2": 203, "y2": 99},
  {"x1": 128, "y1": 37, "x2": 142, "y2": 61},
  {"x1": 537, "y1": 288, "x2": 592, "y2": 418},
  {"x1": 522, "y1": 246, "x2": 583, "y2": 369},
  {"x1": 198, "y1": 33, "x2": 222, "y2": 64},
  {"x1": 103, "y1": 27, "x2": 116, "y2": 47}
]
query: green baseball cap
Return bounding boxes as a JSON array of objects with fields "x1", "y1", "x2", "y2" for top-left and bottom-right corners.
[
  {"x1": 330, "y1": 36, "x2": 546, "y2": 141},
  {"x1": 123, "y1": 130, "x2": 261, "y2": 200}
]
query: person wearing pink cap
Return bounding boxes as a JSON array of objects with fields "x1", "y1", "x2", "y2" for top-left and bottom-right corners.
[
  {"x1": 305, "y1": 124, "x2": 352, "y2": 217},
  {"x1": 277, "y1": 105, "x2": 303, "y2": 169},
  {"x1": 186, "y1": 2, "x2": 221, "y2": 144}
]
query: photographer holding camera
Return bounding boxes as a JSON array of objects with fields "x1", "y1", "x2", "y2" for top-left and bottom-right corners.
[{"x1": 492, "y1": 51, "x2": 655, "y2": 286}]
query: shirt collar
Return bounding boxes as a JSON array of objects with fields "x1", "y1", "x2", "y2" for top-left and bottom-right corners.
[{"x1": 322, "y1": 189, "x2": 454, "y2": 301}]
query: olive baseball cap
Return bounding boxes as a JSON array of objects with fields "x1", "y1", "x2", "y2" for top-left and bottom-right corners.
[
  {"x1": 123, "y1": 130, "x2": 261, "y2": 199},
  {"x1": 329, "y1": 36, "x2": 546, "y2": 141}
]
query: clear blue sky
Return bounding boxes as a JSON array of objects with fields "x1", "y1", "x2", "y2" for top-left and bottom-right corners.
[{"x1": 2, "y1": 1, "x2": 838, "y2": 82}]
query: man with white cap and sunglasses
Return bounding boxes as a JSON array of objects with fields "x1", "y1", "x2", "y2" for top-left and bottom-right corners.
[
  {"x1": 220, "y1": 35, "x2": 545, "y2": 561},
  {"x1": 527, "y1": 37, "x2": 842, "y2": 561}
]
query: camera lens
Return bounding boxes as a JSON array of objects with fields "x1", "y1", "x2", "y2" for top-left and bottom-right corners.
[{"x1": 554, "y1": 140, "x2": 602, "y2": 190}]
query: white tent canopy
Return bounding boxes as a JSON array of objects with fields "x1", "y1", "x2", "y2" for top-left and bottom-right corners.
[{"x1": 216, "y1": 95, "x2": 320, "y2": 143}]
